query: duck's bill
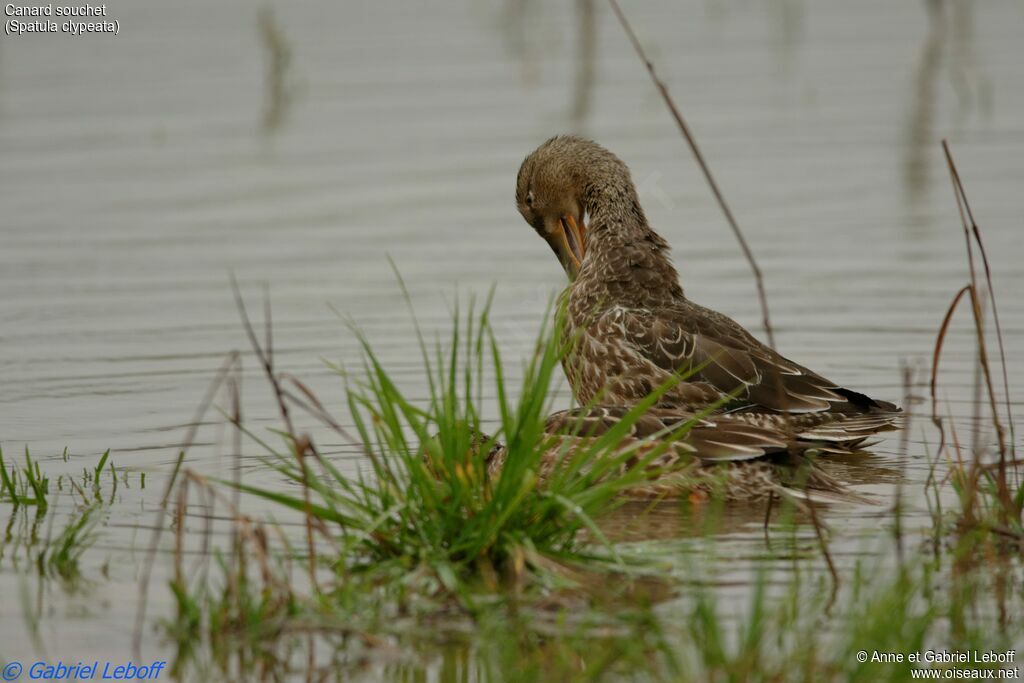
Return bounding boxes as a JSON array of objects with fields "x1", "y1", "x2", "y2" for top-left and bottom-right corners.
[{"x1": 559, "y1": 214, "x2": 586, "y2": 271}]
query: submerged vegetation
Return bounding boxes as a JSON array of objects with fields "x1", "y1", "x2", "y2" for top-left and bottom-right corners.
[
  {"x1": 0, "y1": 448, "x2": 122, "y2": 611},
  {"x1": 0, "y1": 447, "x2": 131, "y2": 512}
]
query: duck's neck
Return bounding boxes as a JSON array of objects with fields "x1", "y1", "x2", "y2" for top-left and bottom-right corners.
[{"x1": 574, "y1": 184, "x2": 684, "y2": 305}]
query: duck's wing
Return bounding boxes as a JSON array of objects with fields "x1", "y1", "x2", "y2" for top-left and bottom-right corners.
[
  {"x1": 543, "y1": 406, "x2": 790, "y2": 463},
  {"x1": 590, "y1": 303, "x2": 895, "y2": 414}
]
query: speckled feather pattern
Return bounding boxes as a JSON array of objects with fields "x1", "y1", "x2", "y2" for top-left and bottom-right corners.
[
  {"x1": 504, "y1": 136, "x2": 902, "y2": 500},
  {"x1": 516, "y1": 137, "x2": 899, "y2": 419}
]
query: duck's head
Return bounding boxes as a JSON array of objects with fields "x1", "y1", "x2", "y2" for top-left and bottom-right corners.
[{"x1": 515, "y1": 135, "x2": 637, "y2": 279}]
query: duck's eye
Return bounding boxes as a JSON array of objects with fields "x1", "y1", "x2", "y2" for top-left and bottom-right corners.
[{"x1": 526, "y1": 191, "x2": 534, "y2": 207}]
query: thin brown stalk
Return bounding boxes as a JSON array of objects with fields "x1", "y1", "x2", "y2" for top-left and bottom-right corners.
[
  {"x1": 294, "y1": 436, "x2": 319, "y2": 592},
  {"x1": 607, "y1": 0, "x2": 775, "y2": 349},
  {"x1": 132, "y1": 350, "x2": 241, "y2": 657},
  {"x1": 806, "y1": 498, "x2": 839, "y2": 610},
  {"x1": 231, "y1": 276, "x2": 295, "y2": 437},
  {"x1": 893, "y1": 362, "x2": 915, "y2": 567},
  {"x1": 762, "y1": 491, "x2": 774, "y2": 549},
  {"x1": 948, "y1": 407, "x2": 966, "y2": 476},
  {"x1": 194, "y1": 477, "x2": 215, "y2": 588},
  {"x1": 941, "y1": 142, "x2": 1014, "y2": 521},
  {"x1": 982, "y1": 459, "x2": 1024, "y2": 471},
  {"x1": 941, "y1": 142, "x2": 1014, "y2": 443},
  {"x1": 230, "y1": 277, "x2": 318, "y2": 592},
  {"x1": 943, "y1": 141, "x2": 1017, "y2": 484},
  {"x1": 280, "y1": 375, "x2": 362, "y2": 448},
  {"x1": 922, "y1": 437, "x2": 944, "y2": 560},
  {"x1": 174, "y1": 478, "x2": 189, "y2": 587},
  {"x1": 980, "y1": 524, "x2": 1024, "y2": 545},
  {"x1": 181, "y1": 470, "x2": 289, "y2": 596},
  {"x1": 927, "y1": 284, "x2": 971, "y2": 478},
  {"x1": 228, "y1": 371, "x2": 243, "y2": 610}
]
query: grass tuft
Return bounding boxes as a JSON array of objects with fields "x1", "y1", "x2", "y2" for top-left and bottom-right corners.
[{"x1": 225, "y1": 298, "x2": 692, "y2": 597}]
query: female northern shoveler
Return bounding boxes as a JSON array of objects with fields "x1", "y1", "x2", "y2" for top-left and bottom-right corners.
[
  {"x1": 514, "y1": 136, "x2": 900, "y2": 424},
  {"x1": 490, "y1": 136, "x2": 901, "y2": 499}
]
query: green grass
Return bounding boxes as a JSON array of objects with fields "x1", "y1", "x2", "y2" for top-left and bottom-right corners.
[
  {"x1": 223, "y1": 299, "x2": 694, "y2": 597},
  {"x1": 0, "y1": 447, "x2": 51, "y2": 511},
  {"x1": 1, "y1": 449, "x2": 121, "y2": 594},
  {"x1": 0, "y1": 447, "x2": 127, "y2": 511}
]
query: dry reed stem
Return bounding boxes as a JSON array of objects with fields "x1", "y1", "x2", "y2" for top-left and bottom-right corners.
[
  {"x1": 228, "y1": 367, "x2": 242, "y2": 606},
  {"x1": 925, "y1": 141, "x2": 1021, "y2": 569},
  {"x1": 893, "y1": 362, "x2": 916, "y2": 567},
  {"x1": 927, "y1": 285, "x2": 971, "y2": 487},
  {"x1": 186, "y1": 470, "x2": 285, "y2": 594},
  {"x1": 941, "y1": 142, "x2": 1014, "y2": 454},
  {"x1": 231, "y1": 278, "x2": 296, "y2": 438},
  {"x1": 280, "y1": 375, "x2": 362, "y2": 448},
  {"x1": 762, "y1": 491, "x2": 774, "y2": 547},
  {"x1": 942, "y1": 141, "x2": 1016, "y2": 519},
  {"x1": 805, "y1": 493, "x2": 839, "y2": 607},
  {"x1": 173, "y1": 477, "x2": 188, "y2": 588},
  {"x1": 230, "y1": 278, "x2": 319, "y2": 592},
  {"x1": 133, "y1": 350, "x2": 242, "y2": 657}
]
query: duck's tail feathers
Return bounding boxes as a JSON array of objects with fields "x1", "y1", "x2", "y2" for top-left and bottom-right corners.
[{"x1": 795, "y1": 412, "x2": 903, "y2": 446}]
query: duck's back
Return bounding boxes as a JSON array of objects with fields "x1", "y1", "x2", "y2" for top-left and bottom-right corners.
[{"x1": 563, "y1": 292, "x2": 897, "y2": 417}]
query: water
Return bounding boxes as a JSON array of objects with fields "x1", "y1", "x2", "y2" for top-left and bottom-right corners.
[{"x1": 1, "y1": 0, "x2": 1023, "y2": 671}]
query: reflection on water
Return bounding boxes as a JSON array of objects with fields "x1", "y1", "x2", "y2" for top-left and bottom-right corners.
[
  {"x1": 503, "y1": 0, "x2": 598, "y2": 127},
  {"x1": 902, "y1": 0, "x2": 995, "y2": 213},
  {"x1": 903, "y1": 0, "x2": 946, "y2": 206},
  {"x1": 768, "y1": 0, "x2": 806, "y2": 71},
  {"x1": 501, "y1": 0, "x2": 542, "y2": 85},
  {"x1": 259, "y1": 7, "x2": 295, "y2": 135},
  {"x1": 599, "y1": 451, "x2": 903, "y2": 544},
  {"x1": 571, "y1": 0, "x2": 597, "y2": 128}
]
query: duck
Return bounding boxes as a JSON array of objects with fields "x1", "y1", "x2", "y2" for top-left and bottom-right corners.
[
  {"x1": 491, "y1": 135, "x2": 901, "y2": 499},
  {"x1": 514, "y1": 136, "x2": 901, "y2": 422},
  {"x1": 474, "y1": 405, "x2": 891, "y2": 501}
]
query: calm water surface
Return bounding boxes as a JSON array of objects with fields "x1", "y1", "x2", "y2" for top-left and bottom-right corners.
[{"x1": 1, "y1": 0, "x2": 1023, "y2": 669}]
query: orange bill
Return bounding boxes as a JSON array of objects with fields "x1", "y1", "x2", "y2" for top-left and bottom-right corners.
[{"x1": 558, "y1": 213, "x2": 587, "y2": 270}]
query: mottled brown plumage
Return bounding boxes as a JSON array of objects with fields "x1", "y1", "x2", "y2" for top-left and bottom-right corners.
[
  {"x1": 506, "y1": 136, "x2": 901, "y2": 498},
  {"x1": 477, "y1": 406, "x2": 880, "y2": 501},
  {"x1": 515, "y1": 136, "x2": 901, "y2": 420}
]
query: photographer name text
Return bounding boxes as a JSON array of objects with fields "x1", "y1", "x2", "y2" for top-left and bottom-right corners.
[
  {"x1": 865, "y1": 649, "x2": 1015, "y2": 664},
  {"x1": 0, "y1": 660, "x2": 165, "y2": 682}
]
